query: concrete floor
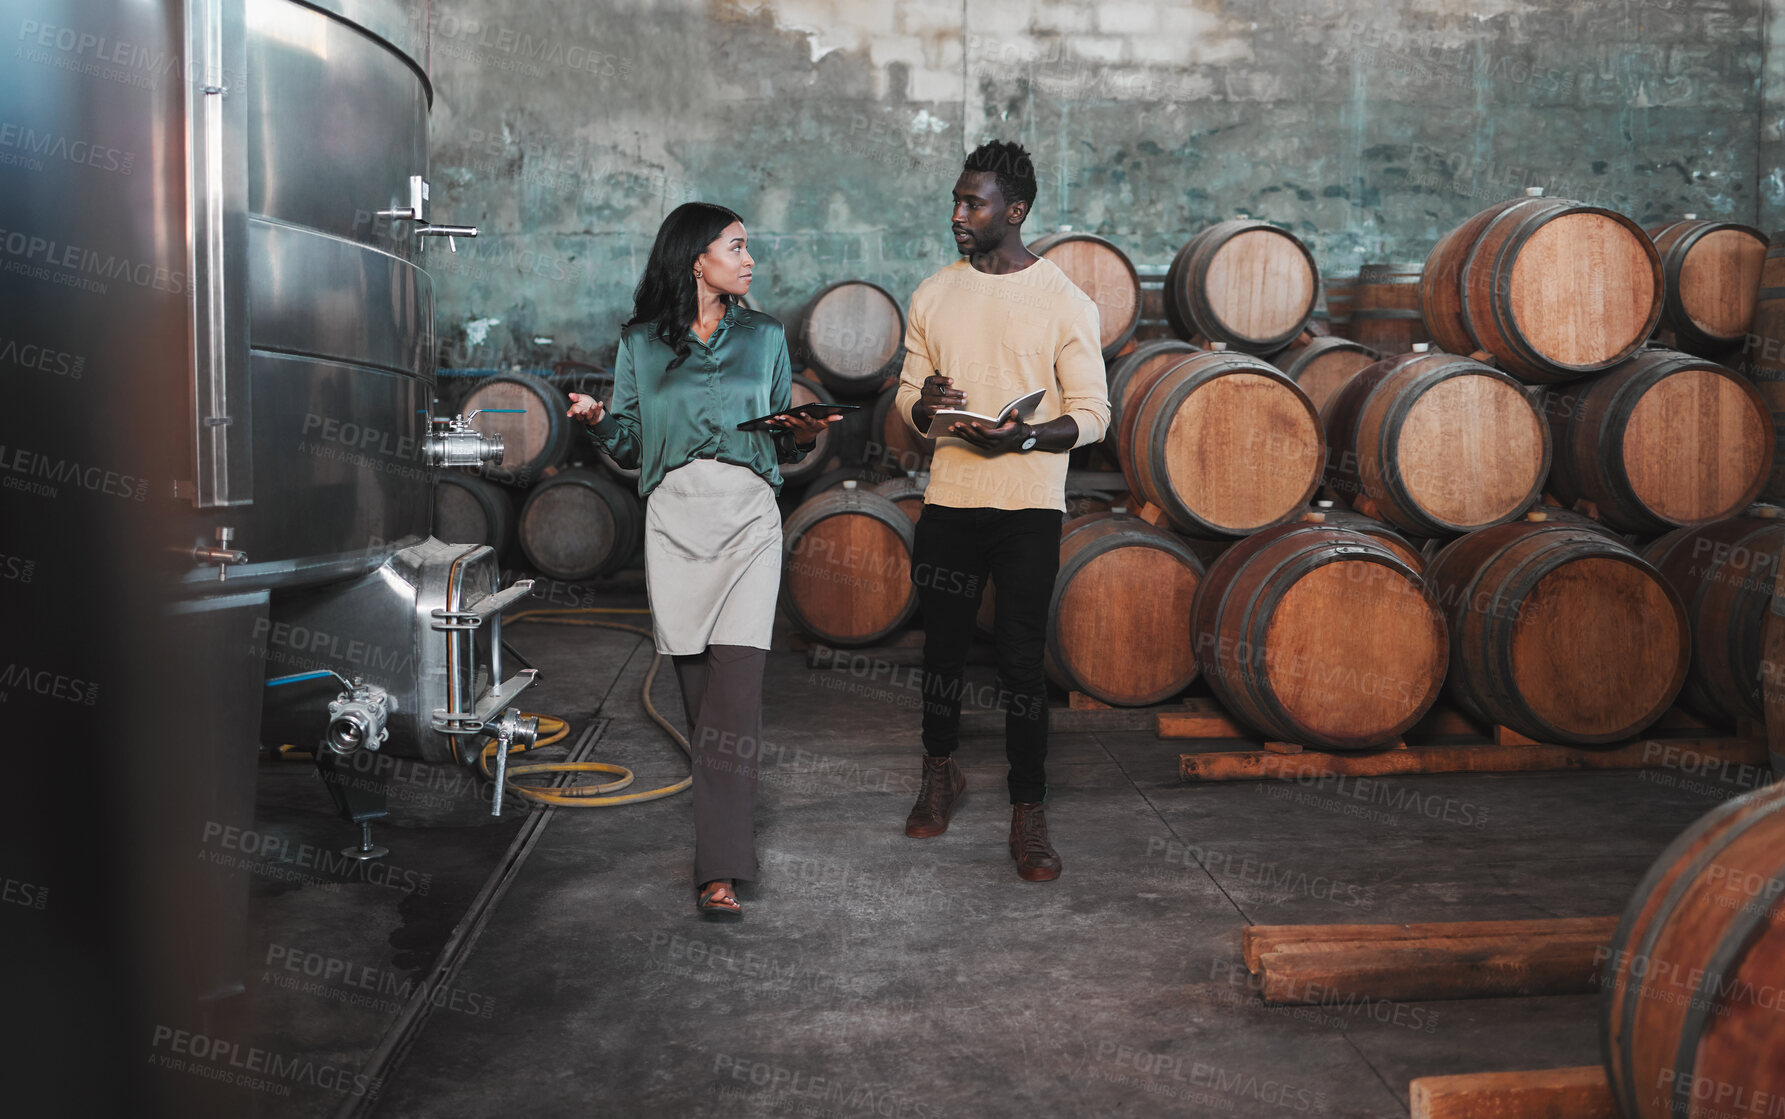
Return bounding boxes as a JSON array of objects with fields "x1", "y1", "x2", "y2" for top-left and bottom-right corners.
[{"x1": 220, "y1": 599, "x2": 1746, "y2": 1118}]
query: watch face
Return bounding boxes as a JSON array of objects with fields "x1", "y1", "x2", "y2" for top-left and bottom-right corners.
[{"x1": 1021, "y1": 436, "x2": 1038, "y2": 451}]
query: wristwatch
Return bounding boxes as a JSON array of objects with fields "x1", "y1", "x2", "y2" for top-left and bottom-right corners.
[{"x1": 1017, "y1": 422, "x2": 1039, "y2": 453}]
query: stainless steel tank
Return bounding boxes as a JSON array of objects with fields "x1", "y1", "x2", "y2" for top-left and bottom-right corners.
[{"x1": 179, "y1": 0, "x2": 533, "y2": 776}]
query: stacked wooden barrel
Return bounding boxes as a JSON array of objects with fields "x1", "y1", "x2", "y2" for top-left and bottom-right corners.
[
  {"x1": 1745, "y1": 232, "x2": 1785, "y2": 501},
  {"x1": 869, "y1": 471, "x2": 927, "y2": 523},
  {"x1": 1423, "y1": 514, "x2": 1688, "y2": 744},
  {"x1": 1163, "y1": 220, "x2": 1320, "y2": 354},
  {"x1": 1321, "y1": 349, "x2": 1550, "y2": 537},
  {"x1": 867, "y1": 381, "x2": 935, "y2": 477},
  {"x1": 1421, "y1": 188, "x2": 1663, "y2": 382},
  {"x1": 781, "y1": 374, "x2": 841, "y2": 484},
  {"x1": 1029, "y1": 231, "x2": 1142, "y2": 359},
  {"x1": 780, "y1": 481, "x2": 918, "y2": 647},
  {"x1": 1645, "y1": 215, "x2": 1767, "y2": 356},
  {"x1": 434, "y1": 472, "x2": 515, "y2": 556},
  {"x1": 1045, "y1": 513, "x2": 1206, "y2": 706},
  {"x1": 1272, "y1": 335, "x2": 1380, "y2": 412},
  {"x1": 1191, "y1": 521, "x2": 1448, "y2": 749},
  {"x1": 516, "y1": 468, "x2": 644, "y2": 582},
  {"x1": 794, "y1": 280, "x2": 906, "y2": 398},
  {"x1": 1641, "y1": 510, "x2": 1784, "y2": 726},
  {"x1": 1541, "y1": 348, "x2": 1772, "y2": 534},
  {"x1": 462, "y1": 372, "x2": 573, "y2": 485},
  {"x1": 1346, "y1": 263, "x2": 1430, "y2": 355},
  {"x1": 1119, "y1": 348, "x2": 1325, "y2": 536},
  {"x1": 1601, "y1": 780, "x2": 1785, "y2": 1119}
]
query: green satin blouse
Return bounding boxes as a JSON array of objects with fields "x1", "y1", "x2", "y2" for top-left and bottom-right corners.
[{"x1": 585, "y1": 302, "x2": 811, "y2": 497}]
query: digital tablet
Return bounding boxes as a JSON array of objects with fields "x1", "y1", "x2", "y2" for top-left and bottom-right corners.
[{"x1": 735, "y1": 401, "x2": 859, "y2": 432}]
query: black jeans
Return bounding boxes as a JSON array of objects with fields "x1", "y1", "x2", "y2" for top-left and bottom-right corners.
[{"x1": 910, "y1": 504, "x2": 1062, "y2": 803}]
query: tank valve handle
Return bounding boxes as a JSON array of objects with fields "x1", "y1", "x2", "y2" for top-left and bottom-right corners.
[
  {"x1": 484, "y1": 707, "x2": 540, "y2": 817},
  {"x1": 423, "y1": 409, "x2": 512, "y2": 468}
]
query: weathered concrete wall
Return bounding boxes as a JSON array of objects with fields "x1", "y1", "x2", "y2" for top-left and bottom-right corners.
[{"x1": 420, "y1": 0, "x2": 1769, "y2": 369}]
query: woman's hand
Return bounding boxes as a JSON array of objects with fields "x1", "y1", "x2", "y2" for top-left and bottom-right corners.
[
  {"x1": 566, "y1": 392, "x2": 607, "y2": 426},
  {"x1": 772, "y1": 410, "x2": 842, "y2": 448}
]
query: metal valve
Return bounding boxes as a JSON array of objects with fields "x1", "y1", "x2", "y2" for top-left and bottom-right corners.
[
  {"x1": 423, "y1": 409, "x2": 511, "y2": 468},
  {"x1": 377, "y1": 175, "x2": 479, "y2": 252},
  {"x1": 484, "y1": 707, "x2": 540, "y2": 817},
  {"x1": 326, "y1": 681, "x2": 391, "y2": 755},
  {"x1": 191, "y1": 526, "x2": 248, "y2": 581}
]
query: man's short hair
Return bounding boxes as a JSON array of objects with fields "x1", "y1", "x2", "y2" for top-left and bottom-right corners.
[{"x1": 963, "y1": 140, "x2": 1038, "y2": 209}]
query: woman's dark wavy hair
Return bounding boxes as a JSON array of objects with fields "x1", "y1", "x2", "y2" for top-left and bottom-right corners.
[{"x1": 626, "y1": 201, "x2": 743, "y2": 370}]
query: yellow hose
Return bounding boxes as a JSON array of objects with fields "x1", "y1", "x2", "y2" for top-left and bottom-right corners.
[
  {"x1": 481, "y1": 607, "x2": 692, "y2": 807},
  {"x1": 281, "y1": 606, "x2": 694, "y2": 808}
]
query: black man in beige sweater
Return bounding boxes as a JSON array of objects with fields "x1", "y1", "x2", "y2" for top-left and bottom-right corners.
[{"x1": 893, "y1": 140, "x2": 1110, "y2": 882}]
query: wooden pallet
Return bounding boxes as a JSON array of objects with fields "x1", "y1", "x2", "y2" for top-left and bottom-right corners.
[
  {"x1": 1243, "y1": 917, "x2": 1617, "y2": 1005},
  {"x1": 1175, "y1": 700, "x2": 1770, "y2": 782},
  {"x1": 1410, "y1": 1067, "x2": 1615, "y2": 1119}
]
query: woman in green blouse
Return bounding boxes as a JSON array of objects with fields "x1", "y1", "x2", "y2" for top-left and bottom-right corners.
[{"x1": 567, "y1": 202, "x2": 838, "y2": 917}]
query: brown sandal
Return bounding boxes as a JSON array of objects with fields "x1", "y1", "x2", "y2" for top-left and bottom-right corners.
[{"x1": 698, "y1": 879, "x2": 741, "y2": 917}]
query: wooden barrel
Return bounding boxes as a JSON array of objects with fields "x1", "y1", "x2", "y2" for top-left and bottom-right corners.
[
  {"x1": 1107, "y1": 339, "x2": 1201, "y2": 444},
  {"x1": 1323, "y1": 276, "x2": 1356, "y2": 339},
  {"x1": 794, "y1": 280, "x2": 906, "y2": 397},
  {"x1": 1045, "y1": 514, "x2": 1205, "y2": 706},
  {"x1": 1190, "y1": 523, "x2": 1447, "y2": 749},
  {"x1": 1135, "y1": 282, "x2": 1173, "y2": 341},
  {"x1": 866, "y1": 382, "x2": 934, "y2": 477},
  {"x1": 1640, "y1": 512, "x2": 1785, "y2": 726},
  {"x1": 1322, "y1": 350, "x2": 1550, "y2": 537},
  {"x1": 1347, "y1": 263, "x2": 1431, "y2": 355},
  {"x1": 779, "y1": 374, "x2": 839, "y2": 484},
  {"x1": 1122, "y1": 349, "x2": 1325, "y2": 537},
  {"x1": 1646, "y1": 217, "x2": 1767, "y2": 355},
  {"x1": 434, "y1": 472, "x2": 515, "y2": 556},
  {"x1": 869, "y1": 471, "x2": 927, "y2": 523},
  {"x1": 1065, "y1": 489, "x2": 1123, "y2": 518},
  {"x1": 1029, "y1": 231, "x2": 1141, "y2": 358},
  {"x1": 1273, "y1": 335, "x2": 1381, "y2": 413},
  {"x1": 797, "y1": 465, "x2": 878, "y2": 499},
  {"x1": 1542, "y1": 348, "x2": 1772, "y2": 534},
  {"x1": 781, "y1": 482, "x2": 917, "y2": 646},
  {"x1": 1163, "y1": 221, "x2": 1320, "y2": 354},
  {"x1": 1302, "y1": 502, "x2": 1424, "y2": 572},
  {"x1": 1744, "y1": 234, "x2": 1785, "y2": 500},
  {"x1": 1600, "y1": 779, "x2": 1785, "y2": 1119},
  {"x1": 461, "y1": 372, "x2": 572, "y2": 485},
  {"x1": 1424, "y1": 516, "x2": 1688, "y2": 743},
  {"x1": 516, "y1": 468, "x2": 643, "y2": 581},
  {"x1": 1420, "y1": 192, "x2": 1662, "y2": 383}
]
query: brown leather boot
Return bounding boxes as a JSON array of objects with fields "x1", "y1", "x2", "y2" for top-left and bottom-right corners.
[
  {"x1": 904, "y1": 755, "x2": 966, "y2": 838},
  {"x1": 1009, "y1": 802, "x2": 1062, "y2": 881}
]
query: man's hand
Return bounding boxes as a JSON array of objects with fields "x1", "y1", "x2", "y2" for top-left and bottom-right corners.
[
  {"x1": 949, "y1": 416, "x2": 1029, "y2": 454},
  {"x1": 915, "y1": 372, "x2": 966, "y2": 431},
  {"x1": 566, "y1": 392, "x2": 607, "y2": 426}
]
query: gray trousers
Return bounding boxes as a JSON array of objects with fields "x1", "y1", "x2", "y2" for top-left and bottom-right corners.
[{"x1": 672, "y1": 644, "x2": 766, "y2": 887}]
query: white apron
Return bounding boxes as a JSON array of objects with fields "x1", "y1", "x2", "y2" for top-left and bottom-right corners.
[{"x1": 643, "y1": 458, "x2": 782, "y2": 655}]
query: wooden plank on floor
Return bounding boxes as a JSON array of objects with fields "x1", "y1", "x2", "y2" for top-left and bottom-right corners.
[
  {"x1": 960, "y1": 701, "x2": 1174, "y2": 736},
  {"x1": 1252, "y1": 923, "x2": 1613, "y2": 1005},
  {"x1": 1409, "y1": 1066, "x2": 1616, "y2": 1119},
  {"x1": 1242, "y1": 917, "x2": 1618, "y2": 975},
  {"x1": 1179, "y1": 735, "x2": 1768, "y2": 782},
  {"x1": 1156, "y1": 698, "x2": 1249, "y2": 738}
]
